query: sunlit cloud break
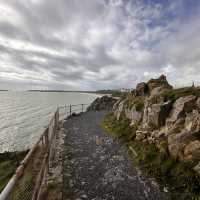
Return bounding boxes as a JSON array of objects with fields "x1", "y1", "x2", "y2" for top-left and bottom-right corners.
[{"x1": 0, "y1": 0, "x2": 200, "y2": 90}]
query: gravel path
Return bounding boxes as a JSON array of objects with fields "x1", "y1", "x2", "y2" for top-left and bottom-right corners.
[{"x1": 63, "y1": 111, "x2": 168, "y2": 200}]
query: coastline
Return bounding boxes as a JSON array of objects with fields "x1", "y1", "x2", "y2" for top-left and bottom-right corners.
[{"x1": 0, "y1": 92, "x2": 98, "y2": 153}]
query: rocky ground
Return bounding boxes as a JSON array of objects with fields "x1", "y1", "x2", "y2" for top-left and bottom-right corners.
[{"x1": 63, "y1": 111, "x2": 168, "y2": 200}]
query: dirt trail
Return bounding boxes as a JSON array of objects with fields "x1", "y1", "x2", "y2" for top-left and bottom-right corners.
[{"x1": 63, "y1": 111, "x2": 168, "y2": 200}]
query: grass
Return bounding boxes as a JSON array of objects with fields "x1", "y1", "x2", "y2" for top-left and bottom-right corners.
[
  {"x1": 124, "y1": 96, "x2": 145, "y2": 111},
  {"x1": 162, "y1": 87, "x2": 200, "y2": 103},
  {"x1": 102, "y1": 113, "x2": 200, "y2": 200},
  {"x1": 0, "y1": 151, "x2": 27, "y2": 192}
]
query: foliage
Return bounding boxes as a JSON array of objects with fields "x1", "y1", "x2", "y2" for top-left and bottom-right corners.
[
  {"x1": 123, "y1": 96, "x2": 144, "y2": 111},
  {"x1": 102, "y1": 113, "x2": 137, "y2": 143},
  {"x1": 0, "y1": 151, "x2": 27, "y2": 192},
  {"x1": 163, "y1": 87, "x2": 200, "y2": 103},
  {"x1": 102, "y1": 113, "x2": 200, "y2": 200}
]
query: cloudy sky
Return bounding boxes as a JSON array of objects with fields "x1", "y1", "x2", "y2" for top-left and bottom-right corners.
[{"x1": 0, "y1": 0, "x2": 200, "y2": 90}]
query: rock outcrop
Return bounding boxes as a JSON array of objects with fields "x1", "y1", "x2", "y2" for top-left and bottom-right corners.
[
  {"x1": 113, "y1": 75, "x2": 200, "y2": 169},
  {"x1": 114, "y1": 100, "x2": 125, "y2": 120},
  {"x1": 147, "y1": 74, "x2": 173, "y2": 94},
  {"x1": 113, "y1": 100, "x2": 143, "y2": 124},
  {"x1": 166, "y1": 95, "x2": 196, "y2": 128},
  {"x1": 136, "y1": 82, "x2": 148, "y2": 96},
  {"x1": 132, "y1": 75, "x2": 173, "y2": 97},
  {"x1": 143, "y1": 100, "x2": 172, "y2": 129},
  {"x1": 87, "y1": 95, "x2": 117, "y2": 111},
  {"x1": 184, "y1": 140, "x2": 200, "y2": 160}
]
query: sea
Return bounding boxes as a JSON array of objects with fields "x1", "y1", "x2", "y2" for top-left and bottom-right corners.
[{"x1": 0, "y1": 91, "x2": 99, "y2": 153}]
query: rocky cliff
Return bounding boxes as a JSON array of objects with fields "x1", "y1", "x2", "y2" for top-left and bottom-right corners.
[
  {"x1": 113, "y1": 75, "x2": 200, "y2": 175},
  {"x1": 87, "y1": 95, "x2": 117, "y2": 111}
]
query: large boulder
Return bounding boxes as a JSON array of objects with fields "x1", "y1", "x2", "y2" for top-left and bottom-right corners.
[
  {"x1": 167, "y1": 109, "x2": 200, "y2": 160},
  {"x1": 184, "y1": 140, "x2": 200, "y2": 161},
  {"x1": 124, "y1": 106, "x2": 143, "y2": 126},
  {"x1": 166, "y1": 95, "x2": 196, "y2": 129},
  {"x1": 185, "y1": 110, "x2": 200, "y2": 133},
  {"x1": 142, "y1": 101, "x2": 172, "y2": 129},
  {"x1": 118, "y1": 104, "x2": 143, "y2": 126},
  {"x1": 167, "y1": 117, "x2": 185, "y2": 135},
  {"x1": 87, "y1": 96, "x2": 117, "y2": 111},
  {"x1": 136, "y1": 82, "x2": 148, "y2": 96},
  {"x1": 147, "y1": 101, "x2": 172, "y2": 129},
  {"x1": 168, "y1": 129, "x2": 199, "y2": 159},
  {"x1": 130, "y1": 107, "x2": 143, "y2": 126}
]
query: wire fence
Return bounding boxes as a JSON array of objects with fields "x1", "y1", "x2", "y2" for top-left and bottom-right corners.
[
  {"x1": 59, "y1": 103, "x2": 89, "y2": 120},
  {"x1": 0, "y1": 103, "x2": 89, "y2": 200}
]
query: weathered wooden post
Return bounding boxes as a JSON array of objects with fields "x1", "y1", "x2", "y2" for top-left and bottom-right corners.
[
  {"x1": 70, "y1": 104, "x2": 72, "y2": 116},
  {"x1": 81, "y1": 104, "x2": 84, "y2": 113}
]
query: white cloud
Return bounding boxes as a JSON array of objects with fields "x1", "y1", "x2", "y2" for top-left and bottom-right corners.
[{"x1": 0, "y1": 0, "x2": 199, "y2": 90}]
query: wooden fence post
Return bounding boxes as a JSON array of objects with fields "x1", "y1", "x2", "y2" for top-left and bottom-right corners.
[
  {"x1": 70, "y1": 105, "x2": 72, "y2": 116},
  {"x1": 81, "y1": 104, "x2": 84, "y2": 113},
  {"x1": 44, "y1": 128, "x2": 49, "y2": 152}
]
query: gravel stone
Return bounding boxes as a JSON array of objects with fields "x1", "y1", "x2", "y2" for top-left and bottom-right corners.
[{"x1": 63, "y1": 111, "x2": 168, "y2": 200}]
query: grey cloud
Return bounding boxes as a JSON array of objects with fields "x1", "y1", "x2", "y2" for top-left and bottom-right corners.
[{"x1": 0, "y1": 0, "x2": 199, "y2": 90}]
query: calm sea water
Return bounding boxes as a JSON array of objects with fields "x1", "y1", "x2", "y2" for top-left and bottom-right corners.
[{"x1": 0, "y1": 91, "x2": 99, "y2": 152}]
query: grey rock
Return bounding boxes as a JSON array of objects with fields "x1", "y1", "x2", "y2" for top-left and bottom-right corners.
[
  {"x1": 184, "y1": 140, "x2": 200, "y2": 160},
  {"x1": 147, "y1": 101, "x2": 172, "y2": 129},
  {"x1": 136, "y1": 82, "x2": 148, "y2": 96},
  {"x1": 124, "y1": 107, "x2": 142, "y2": 126},
  {"x1": 184, "y1": 110, "x2": 200, "y2": 133},
  {"x1": 114, "y1": 100, "x2": 125, "y2": 120},
  {"x1": 167, "y1": 95, "x2": 196, "y2": 129},
  {"x1": 87, "y1": 96, "x2": 117, "y2": 111}
]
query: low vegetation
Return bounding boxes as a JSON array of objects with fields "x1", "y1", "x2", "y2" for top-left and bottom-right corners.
[
  {"x1": 102, "y1": 113, "x2": 200, "y2": 200},
  {"x1": 124, "y1": 95, "x2": 145, "y2": 111},
  {"x1": 163, "y1": 87, "x2": 200, "y2": 103},
  {"x1": 0, "y1": 151, "x2": 27, "y2": 192}
]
